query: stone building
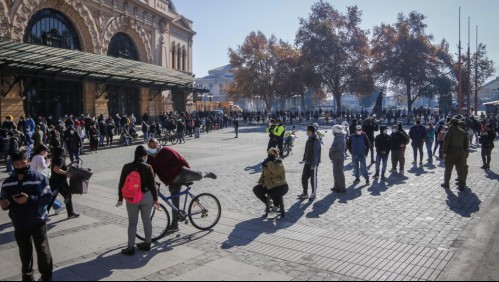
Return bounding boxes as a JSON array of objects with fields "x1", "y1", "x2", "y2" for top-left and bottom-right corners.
[{"x1": 0, "y1": 0, "x2": 199, "y2": 120}]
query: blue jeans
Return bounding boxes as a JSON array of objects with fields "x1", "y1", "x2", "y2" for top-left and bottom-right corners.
[
  {"x1": 375, "y1": 153, "x2": 389, "y2": 175},
  {"x1": 99, "y1": 135, "x2": 105, "y2": 146},
  {"x1": 143, "y1": 131, "x2": 149, "y2": 143},
  {"x1": 426, "y1": 141, "x2": 434, "y2": 162},
  {"x1": 352, "y1": 154, "x2": 368, "y2": 180}
]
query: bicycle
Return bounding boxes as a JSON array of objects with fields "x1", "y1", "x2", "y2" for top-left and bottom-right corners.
[
  {"x1": 136, "y1": 182, "x2": 222, "y2": 242},
  {"x1": 160, "y1": 131, "x2": 179, "y2": 146}
]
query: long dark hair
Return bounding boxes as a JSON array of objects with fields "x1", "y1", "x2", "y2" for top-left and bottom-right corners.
[{"x1": 51, "y1": 146, "x2": 66, "y2": 163}]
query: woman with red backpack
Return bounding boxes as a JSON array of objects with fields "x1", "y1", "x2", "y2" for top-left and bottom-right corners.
[{"x1": 117, "y1": 146, "x2": 159, "y2": 256}]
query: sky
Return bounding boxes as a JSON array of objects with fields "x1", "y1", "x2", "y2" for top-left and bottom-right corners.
[{"x1": 175, "y1": 0, "x2": 499, "y2": 82}]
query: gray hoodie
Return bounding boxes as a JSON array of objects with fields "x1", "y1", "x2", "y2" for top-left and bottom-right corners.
[{"x1": 329, "y1": 132, "x2": 346, "y2": 161}]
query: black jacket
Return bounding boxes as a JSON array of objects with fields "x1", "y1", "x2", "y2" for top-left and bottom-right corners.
[
  {"x1": 375, "y1": 133, "x2": 392, "y2": 155},
  {"x1": 480, "y1": 130, "x2": 496, "y2": 149},
  {"x1": 391, "y1": 131, "x2": 410, "y2": 151}
]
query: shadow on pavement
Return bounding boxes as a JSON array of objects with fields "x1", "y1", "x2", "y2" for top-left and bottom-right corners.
[
  {"x1": 408, "y1": 166, "x2": 429, "y2": 176},
  {"x1": 53, "y1": 230, "x2": 210, "y2": 281},
  {"x1": 221, "y1": 199, "x2": 314, "y2": 250},
  {"x1": 368, "y1": 179, "x2": 389, "y2": 196},
  {"x1": 445, "y1": 188, "x2": 481, "y2": 218},
  {"x1": 485, "y1": 170, "x2": 499, "y2": 181}
]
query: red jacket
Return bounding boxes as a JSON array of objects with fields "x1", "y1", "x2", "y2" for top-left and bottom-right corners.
[{"x1": 147, "y1": 147, "x2": 190, "y2": 186}]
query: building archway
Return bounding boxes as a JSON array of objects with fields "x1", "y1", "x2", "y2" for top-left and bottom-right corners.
[
  {"x1": 22, "y1": 8, "x2": 83, "y2": 119},
  {"x1": 106, "y1": 32, "x2": 141, "y2": 117}
]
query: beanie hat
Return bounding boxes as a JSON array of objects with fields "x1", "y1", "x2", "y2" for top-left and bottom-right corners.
[
  {"x1": 135, "y1": 145, "x2": 148, "y2": 161},
  {"x1": 307, "y1": 125, "x2": 316, "y2": 133}
]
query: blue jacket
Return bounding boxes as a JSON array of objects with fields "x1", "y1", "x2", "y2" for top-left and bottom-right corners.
[
  {"x1": 1, "y1": 170, "x2": 52, "y2": 230},
  {"x1": 348, "y1": 132, "x2": 370, "y2": 156}
]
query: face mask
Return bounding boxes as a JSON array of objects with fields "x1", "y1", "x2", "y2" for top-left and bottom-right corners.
[
  {"x1": 147, "y1": 148, "x2": 159, "y2": 155},
  {"x1": 14, "y1": 166, "x2": 28, "y2": 175},
  {"x1": 143, "y1": 157, "x2": 148, "y2": 163},
  {"x1": 381, "y1": 130, "x2": 387, "y2": 134},
  {"x1": 356, "y1": 131, "x2": 362, "y2": 135},
  {"x1": 70, "y1": 130, "x2": 75, "y2": 135}
]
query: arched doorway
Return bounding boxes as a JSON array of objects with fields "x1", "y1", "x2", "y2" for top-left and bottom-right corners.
[
  {"x1": 23, "y1": 8, "x2": 83, "y2": 119},
  {"x1": 107, "y1": 32, "x2": 141, "y2": 117}
]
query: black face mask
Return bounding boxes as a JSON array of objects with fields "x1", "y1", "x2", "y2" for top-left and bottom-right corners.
[{"x1": 14, "y1": 166, "x2": 29, "y2": 175}]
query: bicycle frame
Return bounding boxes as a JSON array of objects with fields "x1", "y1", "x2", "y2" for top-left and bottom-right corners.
[{"x1": 157, "y1": 186, "x2": 206, "y2": 218}]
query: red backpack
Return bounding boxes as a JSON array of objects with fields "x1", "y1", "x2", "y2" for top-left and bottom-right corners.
[{"x1": 122, "y1": 170, "x2": 143, "y2": 204}]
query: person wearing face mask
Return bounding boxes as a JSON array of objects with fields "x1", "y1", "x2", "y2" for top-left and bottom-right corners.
[
  {"x1": 253, "y1": 147, "x2": 288, "y2": 216},
  {"x1": 117, "y1": 146, "x2": 159, "y2": 256},
  {"x1": 64, "y1": 126, "x2": 82, "y2": 163},
  {"x1": 146, "y1": 139, "x2": 217, "y2": 233},
  {"x1": 48, "y1": 125, "x2": 61, "y2": 150},
  {"x1": 347, "y1": 125, "x2": 371, "y2": 185},
  {"x1": 409, "y1": 118, "x2": 428, "y2": 166},
  {"x1": 298, "y1": 126, "x2": 321, "y2": 200},
  {"x1": 373, "y1": 126, "x2": 392, "y2": 180},
  {"x1": 330, "y1": 125, "x2": 347, "y2": 193},
  {"x1": 1, "y1": 152, "x2": 53, "y2": 281}
]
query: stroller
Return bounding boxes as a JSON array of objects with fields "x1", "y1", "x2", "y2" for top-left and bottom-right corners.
[{"x1": 68, "y1": 160, "x2": 93, "y2": 195}]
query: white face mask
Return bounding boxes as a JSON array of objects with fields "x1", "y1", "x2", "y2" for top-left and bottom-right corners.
[
  {"x1": 147, "y1": 148, "x2": 159, "y2": 155},
  {"x1": 356, "y1": 131, "x2": 362, "y2": 135},
  {"x1": 70, "y1": 130, "x2": 75, "y2": 135}
]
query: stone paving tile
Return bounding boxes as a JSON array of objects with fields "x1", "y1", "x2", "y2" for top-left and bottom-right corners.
[{"x1": 0, "y1": 127, "x2": 497, "y2": 281}]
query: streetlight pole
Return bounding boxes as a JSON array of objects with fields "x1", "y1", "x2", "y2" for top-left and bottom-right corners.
[{"x1": 255, "y1": 95, "x2": 261, "y2": 112}]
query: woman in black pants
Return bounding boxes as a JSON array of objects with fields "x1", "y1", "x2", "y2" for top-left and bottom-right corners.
[
  {"x1": 253, "y1": 148, "x2": 289, "y2": 216},
  {"x1": 47, "y1": 147, "x2": 80, "y2": 219}
]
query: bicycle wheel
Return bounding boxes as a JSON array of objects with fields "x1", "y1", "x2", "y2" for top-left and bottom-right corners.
[
  {"x1": 188, "y1": 193, "x2": 221, "y2": 231},
  {"x1": 282, "y1": 144, "x2": 290, "y2": 158},
  {"x1": 169, "y1": 136, "x2": 179, "y2": 145},
  {"x1": 160, "y1": 136, "x2": 169, "y2": 146},
  {"x1": 136, "y1": 203, "x2": 170, "y2": 242}
]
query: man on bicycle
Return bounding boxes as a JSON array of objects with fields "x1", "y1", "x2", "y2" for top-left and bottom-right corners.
[{"x1": 146, "y1": 138, "x2": 217, "y2": 233}]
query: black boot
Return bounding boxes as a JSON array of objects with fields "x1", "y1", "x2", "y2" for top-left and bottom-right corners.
[{"x1": 137, "y1": 242, "x2": 151, "y2": 252}]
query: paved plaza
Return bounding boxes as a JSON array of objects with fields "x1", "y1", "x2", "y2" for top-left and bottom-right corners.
[{"x1": 0, "y1": 125, "x2": 498, "y2": 281}]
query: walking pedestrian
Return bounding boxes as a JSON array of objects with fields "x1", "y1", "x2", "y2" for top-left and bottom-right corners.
[
  {"x1": 118, "y1": 146, "x2": 159, "y2": 256},
  {"x1": 348, "y1": 125, "x2": 370, "y2": 185},
  {"x1": 480, "y1": 124, "x2": 496, "y2": 170},
  {"x1": 298, "y1": 126, "x2": 321, "y2": 200},
  {"x1": 362, "y1": 117, "x2": 379, "y2": 165},
  {"x1": 426, "y1": 123, "x2": 435, "y2": 163},
  {"x1": 47, "y1": 147, "x2": 80, "y2": 219},
  {"x1": 1, "y1": 152, "x2": 53, "y2": 281},
  {"x1": 234, "y1": 118, "x2": 239, "y2": 138},
  {"x1": 330, "y1": 125, "x2": 347, "y2": 193}
]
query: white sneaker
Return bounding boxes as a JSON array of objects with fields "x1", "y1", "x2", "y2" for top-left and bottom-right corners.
[{"x1": 54, "y1": 206, "x2": 66, "y2": 215}]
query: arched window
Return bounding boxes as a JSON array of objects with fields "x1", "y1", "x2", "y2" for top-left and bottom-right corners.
[
  {"x1": 107, "y1": 32, "x2": 140, "y2": 116},
  {"x1": 108, "y1": 32, "x2": 139, "y2": 61},
  {"x1": 23, "y1": 8, "x2": 83, "y2": 119},
  {"x1": 24, "y1": 8, "x2": 81, "y2": 50}
]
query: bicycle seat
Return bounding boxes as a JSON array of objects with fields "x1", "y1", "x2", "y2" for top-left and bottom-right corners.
[{"x1": 182, "y1": 182, "x2": 194, "y2": 187}]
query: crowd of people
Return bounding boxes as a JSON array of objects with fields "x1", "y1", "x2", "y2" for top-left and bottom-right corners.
[{"x1": 255, "y1": 112, "x2": 498, "y2": 212}]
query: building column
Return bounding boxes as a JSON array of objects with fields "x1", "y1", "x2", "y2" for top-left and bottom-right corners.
[{"x1": 82, "y1": 83, "x2": 96, "y2": 116}]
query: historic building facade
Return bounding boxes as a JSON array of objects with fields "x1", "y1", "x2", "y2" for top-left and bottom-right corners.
[{"x1": 0, "y1": 0, "x2": 196, "y2": 120}]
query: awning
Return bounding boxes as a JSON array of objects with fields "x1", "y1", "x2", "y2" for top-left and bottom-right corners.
[
  {"x1": 0, "y1": 40, "x2": 195, "y2": 90},
  {"x1": 483, "y1": 100, "x2": 499, "y2": 106}
]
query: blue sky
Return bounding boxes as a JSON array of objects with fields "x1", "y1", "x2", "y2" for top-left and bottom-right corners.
[{"x1": 175, "y1": 0, "x2": 499, "y2": 82}]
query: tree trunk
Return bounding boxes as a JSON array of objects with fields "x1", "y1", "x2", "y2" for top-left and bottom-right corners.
[
  {"x1": 335, "y1": 93, "x2": 342, "y2": 113},
  {"x1": 406, "y1": 82, "x2": 413, "y2": 113}
]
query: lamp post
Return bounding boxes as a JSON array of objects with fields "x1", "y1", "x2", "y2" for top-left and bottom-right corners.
[{"x1": 255, "y1": 95, "x2": 261, "y2": 112}]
